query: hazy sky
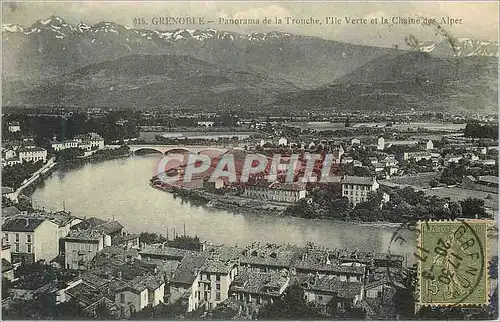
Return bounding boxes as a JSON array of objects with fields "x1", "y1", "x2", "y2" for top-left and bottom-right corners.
[{"x1": 2, "y1": 1, "x2": 498, "y2": 47}]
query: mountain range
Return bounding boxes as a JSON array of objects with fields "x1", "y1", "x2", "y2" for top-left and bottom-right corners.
[{"x1": 2, "y1": 16, "x2": 498, "y2": 113}]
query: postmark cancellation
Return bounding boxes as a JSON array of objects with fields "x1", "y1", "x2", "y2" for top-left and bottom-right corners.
[{"x1": 417, "y1": 220, "x2": 489, "y2": 307}]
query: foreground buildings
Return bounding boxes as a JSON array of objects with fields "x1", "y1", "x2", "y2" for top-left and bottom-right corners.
[{"x1": 1, "y1": 211, "x2": 406, "y2": 319}]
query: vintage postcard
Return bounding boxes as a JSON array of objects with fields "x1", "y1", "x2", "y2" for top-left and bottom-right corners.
[{"x1": 1, "y1": 1, "x2": 498, "y2": 320}]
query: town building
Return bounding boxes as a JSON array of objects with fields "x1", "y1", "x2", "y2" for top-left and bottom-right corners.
[
  {"x1": 377, "y1": 137, "x2": 385, "y2": 151},
  {"x1": 168, "y1": 254, "x2": 206, "y2": 312},
  {"x1": 229, "y1": 269, "x2": 290, "y2": 317},
  {"x1": 75, "y1": 133, "x2": 105, "y2": 150},
  {"x1": 426, "y1": 140, "x2": 434, "y2": 150},
  {"x1": 242, "y1": 181, "x2": 307, "y2": 203},
  {"x1": 400, "y1": 151, "x2": 432, "y2": 162},
  {"x1": 64, "y1": 229, "x2": 111, "y2": 270},
  {"x1": 301, "y1": 275, "x2": 364, "y2": 313},
  {"x1": 7, "y1": 122, "x2": 21, "y2": 133},
  {"x1": 341, "y1": 176, "x2": 380, "y2": 206},
  {"x1": 278, "y1": 138, "x2": 288, "y2": 146},
  {"x1": 115, "y1": 274, "x2": 165, "y2": 317},
  {"x1": 18, "y1": 147, "x2": 47, "y2": 163},
  {"x1": 2, "y1": 218, "x2": 59, "y2": 264}
]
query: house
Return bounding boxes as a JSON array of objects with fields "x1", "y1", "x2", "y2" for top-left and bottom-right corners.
[
  {"x1": 294, "y1": 249, "x2": 366, "y2": 282},
  {"x1": 301, "y1": 275, "x2": 364, "y2": 313},
  {"x1": 377, "y1": 137, "x2": 385, "y2": 151},
  {"x1": 369, "y1": 157, "x2": 378, "y2": 165},
  {"x1": 75, "y1": 133, "x2": 105, "y2": 150},
  {"x1": 65, "y1": 282, "x2": 120, "y2": 318},
  {"x1": 426, "y1": 140, "x2": 434, "y2": 150},
  {"x1": 341, "y1": 176, "x2": 380, "y2": 207},
  {"x1": 64, "y1": 229, "x2": 111, "y2": 270},
  {"x1": 278, "y1": 138, "x2": 288, "y2": 147},
  {"x1": 115, "y1": 274, "x2": 165, "y2": 317},
  {"x1": 197, "y1": 121, "x2": 214, "y2": 127},
  {"x1": 353, "y1": 160, "x2": 363, "y2": 167},
  {"x1": 240, "y1": 243, "x2": 300, "y2": 272},
  {"x1": 168, "y1": 254, "x2": 206, "y2": 312},
  {"x1": 242, "y1": 181, "x2": 307, "y2": 203},
  {"x1": 7, "y1": 122, "x2": 21, "y2": 133},
  {"x1": 351, "y1": 138, "x2": 360, "y2": 145},
  {"x1": 18, "y1": 147, "x2": 47, "y2": 163},
  {"x1": 373, "y1": 163, "x2": 386, "y2": 173},
  {"x1": 2, "y1": 218, "x2": 59, "y2": 264},
  {"x1": 342, "y1": 156, "x2": 354, "y2": 164},
  {"x1": 229, "y1": 269, "x2": 290, "y2": 317},
  {"x1": 199, "y1": 257, "x2": 239, "y2": 310},
  {"x1": 401, "y1": 151, "x2": 432, "y2": 162},
  {"x1": 1, "y1": 187, "x2": 16, "y2": 201},
  {"x1": 3, "y1": 157, "x2": 21, "y2": 167},
  {"x1": 2, "y1": 258, "x2": 15, "y2": 281},
  {"x1": 2, "y1": 148, "x2": 16, "y2": 161},
  {"x1": 72, "y1": 218, "x2": 124, "y2": 239},
  {"x1": 94, "y1": 220, "x2": 125, "y2": 239}
]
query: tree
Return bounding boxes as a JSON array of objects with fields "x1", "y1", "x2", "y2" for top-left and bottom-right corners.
[
  {"x1": 460, "y1": 198, "x2": 488, "y2": 218},
  {"x1": 429, "y1": 179, "x2": 439, "y2": 188},
  {"x1": 167, "y1": 235, "x2": 202, "y2": 251},
  {"x1": 139, "y1": 232, "x2": 167, "y2": 245},
  {"x1": 258, "y1": 283, "x2": 322, "y2": 320}
]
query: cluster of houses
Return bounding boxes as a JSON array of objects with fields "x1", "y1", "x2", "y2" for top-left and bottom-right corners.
[
  {"x1": 253, "y1": 135, "x2": 497, "y2": 180},
  {"x1": 2, "y1": 122, "x2": 105, "y2": 168},
  {"x1": 1, "y1": 210, "x2": 405, "y2": 319},
  {"x1": 50, "y1": 133, "x2": 105, "y2": 153},
  {"x1": 1, "y1": 140, "x2": 48, "y2": 167}
]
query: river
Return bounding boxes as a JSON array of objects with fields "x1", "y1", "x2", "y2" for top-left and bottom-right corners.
[{"x1": 31, "y1": 155, "x2": 497, "y2": 264}]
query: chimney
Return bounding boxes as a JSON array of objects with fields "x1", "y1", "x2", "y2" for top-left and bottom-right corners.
[
  {"x1": 326, "y1": 251, "x2": 331, "y2": 265},
  {"x1": 25, "y1": 218, "x2": 29, "y2": 228}
]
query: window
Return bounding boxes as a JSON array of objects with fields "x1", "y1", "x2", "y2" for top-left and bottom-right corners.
[
  {"x1": 216, "y1": 284, "x2": 220, "y2": 290},
  {"x1": 27, "y1": 235, "x2": 32, "y2": 243},
  {"x1": 15, "y1": 234, "x2": 19, "y2": 242},
  {"x1": 15, "y1": 244, "x2": 19, "y2": 252},
  {"x1": 27, "y1": 244, "x2": 32, "y2": 253},
  {"x1": 216, "y1": 274, "x2": 220, "y2": 281},
  {"x1": 216, "y1": 292, "x2": 221, "y2": 301},
  {"x1": 318, "y1": 295, "x2": 323, "y2": 302},
  {"x1": 3, "y1": 234, "x2": 8, "y2": 242},
  {"x1": 120, "y1": 293, "x2": 125, "y2": 303},
  {"x1": 206, "y1": 274, "x2": 211, "y2": 281}
]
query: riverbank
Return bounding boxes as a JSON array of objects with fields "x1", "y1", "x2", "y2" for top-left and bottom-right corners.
[
  {"x1": 149, "y1": 182, "x2": 410, "y2": 227},
  {"x1": 20, "y1": 147, "x2": 132, "y2": 198}
]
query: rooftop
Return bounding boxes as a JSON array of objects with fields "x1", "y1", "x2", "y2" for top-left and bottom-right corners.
[
  {"x1": 478, "y1": 175, "x2": 498, "y2": 185},
  {"x1": 66, "y1": 282, "x2": 106, "y2": 307},
  {"x1": 119, "y1": 274, "x2": 165, "y2": 294},
  {"x1": 94, "y1": 220, "x2": 124, "y2": 235},
  {"x1": 240, "y1": 243, "x2": 301, "y2": 268},
  {"x1": 18, "y1": 147, "x2": 46, "y2": 153},
  {"x1": 2, "y1": 218, "x2": 46, "y2": 232},
  {"x1": 301, "y1": 275, "x2": 363, "y2": 298},
  {"x1": 342, "y1": 176, "x2": 376, "y2": 186},
  {"x1": 65, "y1": 229, "x2": 104, "y2": 242},
  {"x1": 2, "y1": 259, "x2": 13, "y2": 273},
  {"x1": 170, "y1": 254, "x2": 207, "y2": 286},
  {"x1": 230, "y1": 270, "x2": 289, "y2": 297},
  {"x1": 139, "y1": 244, "x2": 197, "y2": 259}
]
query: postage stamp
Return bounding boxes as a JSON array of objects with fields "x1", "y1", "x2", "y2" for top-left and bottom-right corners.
[{"x1": 417, "y1": 220, "x2": 489, "y2": 306}]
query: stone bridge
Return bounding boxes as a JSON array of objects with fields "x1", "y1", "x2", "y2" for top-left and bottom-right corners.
[{"x1": 127, "y1": 144, "x2": 230, "y2": 155}]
